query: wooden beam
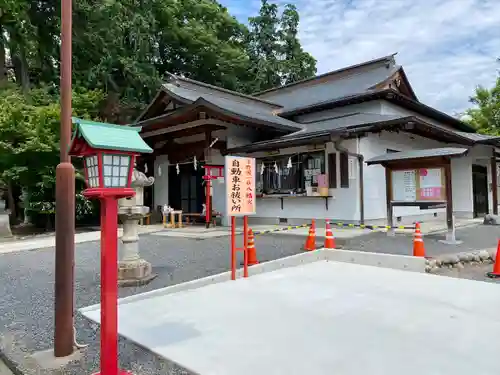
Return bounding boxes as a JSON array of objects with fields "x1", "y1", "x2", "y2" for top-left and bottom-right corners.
[
  {"x1": 153, "y1": 139, "x2": 227, "y2": 157},
  {"x1": 142, "y1": 119, "x2": 227, "y2": 139}
]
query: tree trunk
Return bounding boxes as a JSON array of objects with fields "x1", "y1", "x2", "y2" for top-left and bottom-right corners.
[
  {"x1": 0, "y1": 25, "x2": 6, "y2": 84},
  {"x1": 6, "y1": 181, "x2": 16, "y2": 223}
]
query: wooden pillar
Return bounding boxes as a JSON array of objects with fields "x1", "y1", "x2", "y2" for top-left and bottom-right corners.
[
  {"x1": 491, "y1": 154, "x2": 498, "y2": 215},
  {"x1": 205, "y1": 130, "x2": 213, "y2": 228},
  {"x1": 385, "y1": 167, "x2": 393, "y2": 228},
  {"x1": 444, "y1": 162, "x2": 453, "y2": 231}
]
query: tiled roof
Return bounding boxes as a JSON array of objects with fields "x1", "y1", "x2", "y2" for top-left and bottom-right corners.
[
  {"x1": 71, "y1": 118, "x2": 153, "y2": 154},
  {"x1": 366, "y1": 147, "x2": 468, "y2": 165},
  {"x1": 162, "y1": 83, "x2": 302, "y2": 132}
]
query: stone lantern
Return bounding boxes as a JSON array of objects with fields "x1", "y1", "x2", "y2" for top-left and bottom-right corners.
[{"x1": 117, "y1": 167, "x2": 156, "y2": 286}]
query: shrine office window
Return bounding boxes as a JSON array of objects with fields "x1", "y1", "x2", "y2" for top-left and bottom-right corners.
[{"x1": 256, "y1": 151, "x2": 325, "y2": 194}]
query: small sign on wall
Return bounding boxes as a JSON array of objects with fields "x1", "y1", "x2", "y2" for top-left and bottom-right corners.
[{"x1": 348, "y1": 158, "x2": 356, "y2": 179}]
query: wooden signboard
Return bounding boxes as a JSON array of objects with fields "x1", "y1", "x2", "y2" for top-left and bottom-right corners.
[
  {"x1": 391, "y1": 167, "x2": 446, "y2": 202},
  {"x1": 225, "y1": 156, "x2": 256, "y2": 216}
]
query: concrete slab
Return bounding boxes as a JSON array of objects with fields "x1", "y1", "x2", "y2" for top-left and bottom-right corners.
[
  {"x1": 0, "y1": 359, "x2": 14, "y2": 375},
  {"x1": 80, "y1": 252, "x2": 500, "y2": 375}
]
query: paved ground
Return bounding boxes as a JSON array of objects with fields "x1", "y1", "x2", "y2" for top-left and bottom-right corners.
[
  {"x1": 0, "y1": 233, "x2": 306, "y2": 375},
  {"x1": 340, "y1": 224, "x2": 498, "y2": 258}
]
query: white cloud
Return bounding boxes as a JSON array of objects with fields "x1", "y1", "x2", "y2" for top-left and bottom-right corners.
[{"x1": 222, "y1": 0, "x2": 500, "y2": 114}]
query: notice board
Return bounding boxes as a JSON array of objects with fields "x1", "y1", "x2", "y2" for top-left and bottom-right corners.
[{"x1": 391, "y1": 167, "x2": 446, "y2": 202}]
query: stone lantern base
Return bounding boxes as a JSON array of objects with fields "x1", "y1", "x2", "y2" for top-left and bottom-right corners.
[
  {"x1": 118, "y1": 259, "x2": 157, "y2": 287},
  {"x1": 118, "y1": 206, "x2": 157, "y2": 287}
]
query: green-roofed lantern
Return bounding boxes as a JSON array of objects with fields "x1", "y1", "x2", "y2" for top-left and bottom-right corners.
[{"x1": 69, "y1": 118, "x2": 152, "y2": 198}]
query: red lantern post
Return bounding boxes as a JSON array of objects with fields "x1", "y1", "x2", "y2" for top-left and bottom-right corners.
[
  {"x1": 202, "y1": 165, "x2": 223, "y2": 227},
  {"x1": 69, "y1": 118, "x2": 152, "y2": 375}
]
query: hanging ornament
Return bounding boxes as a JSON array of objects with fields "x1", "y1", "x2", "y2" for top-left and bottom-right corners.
[
  {"x1": 176, "y1": 163, "x2": 180, "y2": 175},
  {"x1": 260, "y1": 163, "x2": 265, "y2": 176},
  {"x1": 274, "y1": 161, "x2": 279, "y2": 174},
  {"x1": 287, "y1": 157, "x2": 292, "y2": 169},
  {"x1": 157, "y1": 165, "x2": 162, "y2": 177},
  {"x1": 144, "y1": 164, "x2": 148, "y2": 173},
  {"x1": 193, "y1": 155, "x2": 197, "y2": 170}
]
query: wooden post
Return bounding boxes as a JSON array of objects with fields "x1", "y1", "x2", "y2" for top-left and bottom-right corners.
[
  {"x1": 385, "y1": 167, "x2": 393, "y2": 229},
  {"x1": 444, "y1": 162, "x2": 453, "y2": 232},
  {"x1": 205, "y1": 130, "x2": 213, "y2": 228},
  {"x1": 491, "y1": 154, "x2": 498, "y2": 215}
]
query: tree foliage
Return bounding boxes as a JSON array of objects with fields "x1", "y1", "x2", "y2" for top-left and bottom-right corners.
[
  {"x1": 0, "y1": 0, "x2": 315, "y2": 225},
  {"x1": 465, "y1": 76, "x2": 500, "y2": 135}
]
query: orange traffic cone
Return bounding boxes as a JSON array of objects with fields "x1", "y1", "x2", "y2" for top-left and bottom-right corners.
[
  {"x1": 413, "y1": 222, "x2": 425, "y2": 257},
  {"x1": 324, "y1": 220, "x2": 336, "y2": 249},
  {"x1": 487, "y1": 239, "x2": 500, "y2": 278},
  {"x1": 247, "y1": 228, "x2": 259, "y2": 266},
  {"x1": 304, "y1": 219, "x2": 316, "y2": 251}
]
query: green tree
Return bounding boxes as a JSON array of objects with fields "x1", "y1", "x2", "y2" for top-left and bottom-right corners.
[
  {"x1": 466, "y1": 76, "x2": 500, "y2": 135},
  {"x1": 246, "y1": 0, "x2": 317, "y2": 92},
  {"x1": 279, "y1": 4, "x2": 316, "y2": 85},
  {"x1": 0, "y1": 83, "x2": 104, "y2": 223}
]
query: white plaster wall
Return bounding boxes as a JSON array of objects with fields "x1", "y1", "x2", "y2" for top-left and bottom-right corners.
[
  {"x1": 153, "y1": 155, "x2": 169, "y2": 208},
  {"x1": 451, "y1": 157, "x2": 473, "y2": 216},
  {"x1": 294, "y1": 101, "x2": 383, "y2": 123},
  {"x1": 361, "y1": 131, "x2": 474, "y2": 221}
]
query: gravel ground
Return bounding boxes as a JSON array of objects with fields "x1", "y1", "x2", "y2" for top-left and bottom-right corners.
[
  {"x1": 342, "y1": 224, "x2": 500, "y2": 257},
  {"x1": 434, "y1": 262, "x2": 500, "y2": 284},
  {"x1": 0, "y1": 234, "x2": 305, "y2": 375},
  {"x1": 1, "y1": 224, "x2": 498, "y2": 374}
]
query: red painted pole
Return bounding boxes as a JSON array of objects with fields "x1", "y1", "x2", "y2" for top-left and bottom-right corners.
[
  {"x1": 206, "y1": 179, "x2": 210, "y2": 224},
  {"x1": 243, "y1": 216, "x2": 248, "y2": 278},
  {"x1": 231, "y1": 216, "x2": 236, "y2": 280},
  {"x1": 100, "y1": 197, "x2": 119, "y2": 375}
]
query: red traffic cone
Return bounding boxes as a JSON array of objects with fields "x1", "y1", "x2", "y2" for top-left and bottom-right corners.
[
  {"x1": 487, "y1": 239, "x2": 500, "y2": 278},
  {"x1": 247, "y1": 229, "x2": 259, "y2": 266},
  {"x1": 304, "y1": 219, "x2": 316, "y2": 251},
  {"x1": 413, "y1": 222, "x2": 425, "y2": 257},
  {"x1": 324, "y1": 220, "x2": 336, "y2": 249}
]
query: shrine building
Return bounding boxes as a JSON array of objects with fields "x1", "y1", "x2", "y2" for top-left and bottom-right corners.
[{"x1": 134, "y1": 54, "x2": 499, "y2": 226}]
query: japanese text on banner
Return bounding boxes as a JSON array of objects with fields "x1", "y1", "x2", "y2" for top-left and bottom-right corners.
[{"x1": 226, "y1": 156, "x2": 256, "y2": 216}]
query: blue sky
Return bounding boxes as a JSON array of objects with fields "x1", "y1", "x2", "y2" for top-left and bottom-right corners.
[{"x1": 220, "y1": 0, "x2": 499, "y2": 115}]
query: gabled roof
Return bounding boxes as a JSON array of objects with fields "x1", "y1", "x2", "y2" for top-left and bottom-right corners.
[
  {"x1": 70, "y1": 118, "x2": 152, "y2": 154},
  {"x1": 254, "y1": 53, "x2": 398, "y2": 96},
  {"x1": 136, "y1": 90, "x2": 301, "y2": 133},
  {"x1": 136, "y1": 73, "x2": 282, "y2": 123}
]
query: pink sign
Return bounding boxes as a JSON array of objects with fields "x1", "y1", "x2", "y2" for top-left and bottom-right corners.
[
  {"x1": 418, "y1": 187, "x2": 442, "y2": 200},
  {"x1": 317, "y1": 174, "x2": 328, "y2": 188},
  {"x1": 225, "y1": 156, "x2": 256, "y2": 216}
]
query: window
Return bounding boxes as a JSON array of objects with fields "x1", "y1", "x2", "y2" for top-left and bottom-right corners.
[
  {"x1": 339, "y1": 152, "x2": 349, "y2": 188},
  {"x1": 257, "y1": 152, "x2": 325, "y2": 194},
  {"x1": 85, "y1": 155, "x2": 100, "y2": 188},
  {"x1": 103, "y1": 154, "x2": 130, "y2": 187}
]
